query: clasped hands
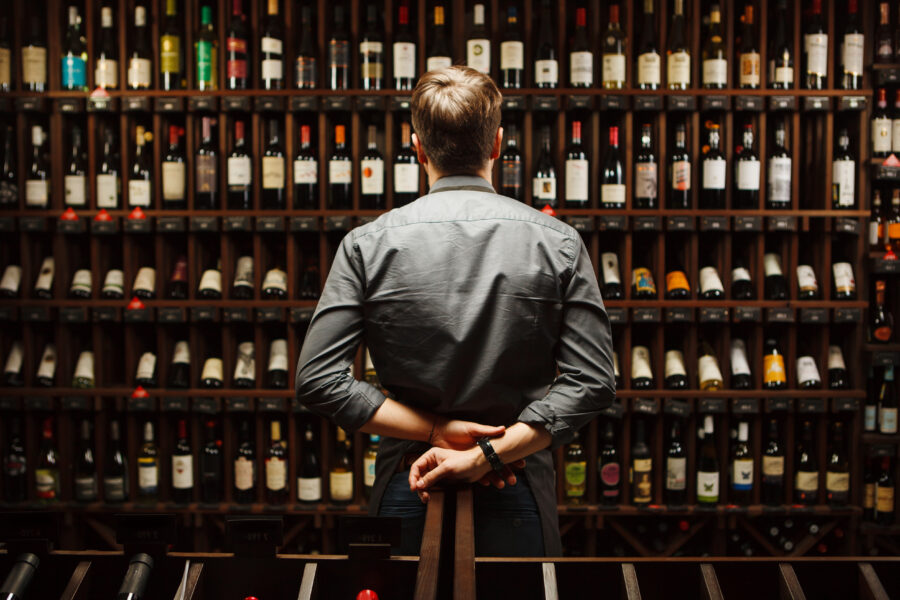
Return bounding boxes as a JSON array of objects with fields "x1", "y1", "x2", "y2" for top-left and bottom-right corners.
[{"x1": 408, "y1": 417, "x2": 524, "y2": 503}]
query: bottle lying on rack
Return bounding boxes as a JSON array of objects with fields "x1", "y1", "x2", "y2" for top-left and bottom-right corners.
[
  {"x1": 168, "y1": 341, "x2": 190, "y2": 389},
  {"x1": 3, "y1": 341, "x2": 23, "y2": 387},
  {"x1": 197, "y1": 261, "x2": 222, "y2": 299},
  {"x1": 663, "y1": 347, "x2": 687, "y2": 390},
  {"x1": 33, "y1": 257, "x2": 54, "y2": 299},
  {"x1": 828, "y1": 345, "x2": 849, "y2": 390},
  {"x1": 26, "y1": 126, "x2": 49, "y2": 210},
  {"x1": 35, "y1": 343, "x2": 56, "y2": 387},
  {"x1": 631, "y1": 346, "x2": 654, "y2": 389},
  {"x1": 763, "y1": 338, "x2": 787, "y2": 390},
  {"x1": 0, "y1": 264, "x2": 21, "y2": 298},
  {"x1": 763, "y1": 254, "x2": 788, "y2": 300},
  {"x1": 135, "y1": 352, "x2": 157, "y2": 388},
  {"x1": 132, "y1": 267, "x2": 156, "y2": 299},
  {"x1": 72, "y1": 350, "x2": 94, "y2": 388}
]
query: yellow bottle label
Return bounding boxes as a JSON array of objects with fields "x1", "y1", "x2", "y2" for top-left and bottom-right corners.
[
  {"x1": 763, "y1": 354, "x2": 786, "y2": 385},
  {"x1": 632, "y1": 267, "x2": 656, "y2": 294},
  {"x1": 565, "y1": 461, "x2": 586, "y2": 487},
  {"x1": 876, "y1": 485, "x2": 894, "y2": 513},
  {"x1": 160, "y1": 35, "x2": 180, "y2": 73},
  {"x1": 666, "y1": 270, "x2": 689, "y2": 292}
]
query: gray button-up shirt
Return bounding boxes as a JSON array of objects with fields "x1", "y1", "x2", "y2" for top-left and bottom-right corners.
[{"x1": 295, "y1": 175, "x2": 616, "y2": 555}]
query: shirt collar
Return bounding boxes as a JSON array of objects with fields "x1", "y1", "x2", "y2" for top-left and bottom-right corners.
[{"x1": 429, "y1": 175, "x2": 496, "y2": 194}]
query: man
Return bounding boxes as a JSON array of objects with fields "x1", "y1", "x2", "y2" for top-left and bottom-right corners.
[{"x1": 296, "y1": 66, "x2": 615, "y2": 557}]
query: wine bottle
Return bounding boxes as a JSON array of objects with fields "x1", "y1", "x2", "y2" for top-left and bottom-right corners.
[
  {"x1": 825, "y1": 421, "x2": 849, "y2": 506},
  {"x1": 863, "y1": 456, "x2": 877, "y2": 520},
  {"x1": 168, "y1": 341, "x2": 190, "y2": 389},
  {"x1": 162, "y1": 125, "x2": 186, "y2": 210},
  {"x1": 763, "y1": 253, "x2": 788, "y2": 300},
  {"x1": 667, "y1": 0, "x2": 690, "y2": 90},
  {"x1": 768, "y1": 0, "x2": 793, "y2": 88},
  {"x1": 21, "y1": 11, "x2": 47, "y2": 92},
  {"x1": 363, "y1": 434, "x2": 380, "y2": 501},
  {"x1": 731, "y1": 258, "x2": 754, "y2": 300},
  {"x1": 669, "y1": 123, "x2": 691, "y2": 209},
  {"x1": 135, "y1": 352, "x2": 157, "y2": 388},
  {"x1": 600, "y1": 252, "x2": 624, "y2": 300},
  {"x1": 532, "y1": 126, "x2": 557, "y2": 208},
  {"x1": 734, "y1": 123, "x2": 760, "y2": 209},
  {"x1": 298, "y1": 424, "x2": 322, "y2": 503},
  {"x1": 664, "y1": 257, "x2": 690, "y2": 300},
  {"x1": 3, "y1": 342, "x2": 23, "y2": 388},
  {"x1": 261, "y1": 119, "x2": 286, "y2": 209},
  {"x1": 500, "y1": 124, "x2": 523, "y2": 202},
  {"x1": 128, "y1": 126, "x2": 152, "y2": 208},
  {"x1": 294, "y1": 125, "x2": 318, "y2": 209},
  {"x1": 873, "y1": 89, "x2": 892, "y2": 158},
  {"x1": 796, "y1": 253, "x2": 820, "y2": 300},
  {"x1": 137, "y1": 421, "x2": 158, "y2": 500},
  {"x1": 72, "y1": 350, "x2": 95, "y2": 388},
  {"x1": 132, "y1": 266, "x2": 156, "y2": 299},
  {"x1": 61, "y1": 6, "x2": 87, "y2": 91},
  {"x1": 328, "y1": 5, "x2": 350, "y2": 90},
  {"x1": 500, "y1": 6, "x2": 524, "y2": 89},
  {"x1": 535, "y1": 0, "x2": 558, "y2": 89},
  {"x1": 568, "y1": 7, "x2": 592, "y2": 88},
  {"x1": 160, "y1": 0, "x2": 183, "y2": 90},
  {"x1": 702, "y1": 4, "x2": 726, "y2": 89},
  {"x1": 804, "y1": 0, "x2": 828, "y2": 89},
  {"x1": 260, "y1": 0, "x2": 284, "y2": 90},
  {"x1": 631, "y1": 419, "x2": 652, "y2": 506},
  {"x1": 0, "y1": 18, "x2": 9, "y2": 93},
  {"x1": 841, "y1": 0, "x2": 863, "y2": 90},
  {"x1": 33, "y1": 256, "x2": 55, "y2": 299},
  {"x1": 232, "y1": 341, "x2": 255, "y2": 389},
  {"x1": 634, "y1": 124, "x2": 656, "y2": 208},
  {"x1": 329, "y1": 125, "x2": 352, "y2": 209},
  {"x1": 831, "y1": 258, "x2": 857, "y2": 300},
  {"x1": 0, "y1": 125, "x2": 18, "y2": 208},
  {"x1": 166, "y1": 256, "x2": 188, "y2": 300},
  {"x1": 737, "y1": 5, "x2": 760, "y2": 89},
  {"x1": 2, "y1": 417, "x2": 26, "y2": 502},
  {"x1": 795, "y1": 420, "x2": 818, "y2": 505},
  {"x1": 295, "y1": 5, "x2": 317, "y2": 89},
  {"x1": 232, "y1": 256, "x2": 254, "y2": 299},
  {"x1": 767, "y1": 120, "x2": 792, "y2": 209},
  {"x1": 631, "y1": 253, "x2": 657, "y2": 299},
  {"x1": 393, "y1": 0, "x2": 417, "y2": 91},
  {"x1": 195, "y1": 5, "x2": 218, "y2": 91},
  {"x1": 466, "y1": 4, "x2": 491, "y2": 76},
  {"x1": 698, "y1": 341, "x2": 724, "y2": 391},
  {"x1": 127, "y1": 4, "x2": 152, "y2": 90},
  {"x1": 731, "y1": 422, "x2": 753, "y2": 506},
  {"x1": 195, "y1": 117, "x2": 217, "y2": 210},
  {"x1": 796, "y1": 347, "x2": 822, "y2": 389},
  {"x1": 879, "y1": 366, "x2": 898, "y2": 435},
  {"x1": 599, "y1": 421, "x2": 620, "y2": 506},
  {"x1": 330, "y1": 427, "x2": 354, "y2": 504},
  {"x1": 200, "y1": 356, "x2": 224, "y2": 389},
  {"x1": 199, "y1": 420, "x2": 222, "y2": 504},
  {"x1": 601, "y1": 126, "x2": 625, "y2": 209},
  {"x1": 762, "y1": 418, "x2": 784, "y2": 505},
  {"x1": 601, "y1": 4, "x2": 626, "y2": 89},
  {"x1": 196, "y1": 263, "x2": 223, "y2": 301},
  {"x1": 876, "y1": 2, "x2": 893, "y2": 62},
  {"x1": 697, "y1": 415, "x2": 719, "y2": 505},
  {"x1": 892, "y1": 91, "x2": 900, "y2": 155},
  {"x1": 104, "y1": 419, "x2": 128, "y2": 503},
  {"x1": 564, "y1": 432, "x2": 586, "y2": 504},
  {"x1": 763, "y1": 338, "x2": 787, "y2": 390},
  {"x1": 889, "y1": 190, "x2": 900, "y2": 248},
  {"x1": 699, "y1": 263, "x2": 725, "y2": 300},
  {"x1": 631, "y1": 346, "x2": 654, "y2": 389},
  {"x1": 393, "y1": 122, "x2": 420, "y2": 207},
  {"x1": 63, "y1": 124, "x2": 88, "y2": 209},
  {"x1": 267, "y1": 339, "x2": 288, "y2": 389},
  {"x1": 876, "y1": 457, "x2": 895, "y2": 525},
  {"x1": 427, "y1": 5, "x2": 452, "y2": 72},
  {"x1": 25, "y1": 126, "x2": 49, "y2": 210},
  {"x1": 0, "y1": 264, "x2": 20, "y2": 298},
  {"x1": 636, "y1": 0, "x2": 659, "y2": 89},
  {"x1": 359, "y1": 3, "x2": 384, "y2": 91},
  {"x1": 101, "y1": 268, "x2": 124, "y2": 299},
  {"x1": 95, "y1": 127, "x2": 120, "y2": 209},
  {"x1": 234, "y1": 419, "x2": 256, "y2": 504},
  {"x1": 225, "y1": 0, "x2": 249, "y2": 90},
  {"x1": 36, "y1": 418, "x2": 59, "y2": 503},
  {"x1": 262, "y1": 267, "x2": 288, "y2": 299},
  {"x1": 664, "y1": 347, "x2": 688, "y2": 389},
  {"x1": 701, "y1": 123, "x2": 726, "y2": 209},
  {"x1": 564, "y1": 121, "x2": 589, "y2": 208},
  {"x1": 171, "y1": 419, "x2": 193, "y2": 504},
  {"x1": 35, "y1": 343, "x2": 56, "y2": 387},
  {"x1": 827, "y1": 345, "x2": 849, "y2": 390},
  {"x1": 360, "y1": 125, "x2": 385, "y2": 210},
  {"x1": 665, "y1": 419, "x2": 687, "y2": 506},
  {"x1": 227, "y1": 120, "x2": 252, "y2": 210},
  {"x1": 266, "y1": 420, "x2": 288, "y2": 504},
  {"x1": 69, "y1": 269, "x2": 92, "y2": 299},
  {"x1": 871, "y1": 280, "x2": 894, "y2": 343}
]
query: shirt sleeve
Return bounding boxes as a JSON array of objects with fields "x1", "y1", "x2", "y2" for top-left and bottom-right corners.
[
  {"x1": 295, "y1": 233, "x2": 387, "y2": 432},
  {"x1": 517, "y1": 234, "x2": 617, "y2": 449}
]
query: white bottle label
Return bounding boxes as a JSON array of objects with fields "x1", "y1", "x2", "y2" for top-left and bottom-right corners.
[
  {"x1": 329, "y1": 160, "x2": 352, "y2": 184},
  {"x1": 25, "y1": 180, "x2": 49, "y2": 207},
  {"x1": 637, "y1": 52, "x2": 661, "y2": 86},
  {"x1": 736, "y1": 159, "x2": 760, "y2": 191},
  {"x1": 873, "y1": 118, "x2": 892, "y2": 154},
  {"x1": 664, "y1": 350, "x2": 687, "y2": 378},
  {"x1": 0, "y1": 265, "x2": 22, "y2": 294},
  {"x1": 702, "y1": 58, "x2": 728, "y2": 86},
  {"x1": 330, "y1": 471, "x2": 353, "y2": 501},
  {"x1": 201, "y1": 358, "x2": 224, "y2": 382},
  {"x1": 266, "y1": 458, "x2": 286, "y2": 491},
  {"x1": 234, "y1": 457, "x2": 254, "y2": 490},
  {"x1": 128, "y1": 180, "x2": 151, "y2": 206},
  {"x1": 841, "y1": 33, "x2": 864, "y2": 75},
  {"x1": 832, "y1": 159, "x2": 855, "y2": 206},
  {"x1": 767, "y1": 156, "x2": 791, "y2": 204},
  {"x1": 127, "y1": 58, "x2": 152, "y2": 87},
  {"x1": 35, "y1": 257, "x2": 55, "y2": 292},
  {"x1": 294, "y1": 160, "x2": 318, "y2": 184},
  {"x1": 162, "y1": 162, "x2": 186, "y2": 200},
  {"x1": 298, "y1": 477, "x2": 322, "y2": 501},
  {"x1": 500, "y1": 41, "x2": 523, "y2": 71},
  {"x1": 199, "y1": 269, "x2": 222, "y2": 293},
  {"x1": 261, "y1": 54, "x2": 284, "y2": 81},
  {"x1": 635, "y1": 163, "x2": 657, "y2": 200},
  {"x1": 133, "y1": 267, "x2": 155, "y2": 293},
  {"x1": 172, "y1": 341, "x2": 190, "y2": 365},
  {"x1": 394, "y1": 163, "x2": 419, "y2": 194},
  {"x1": 262, "y1": 157, "x2": 285, "y2": 189},
  {"x1": 699, "y1": 266, "x2": 724, "y2": 293},
  {"x1": 631, "y1": 346, "x2": 652, "y2": 380},
  {"x1": 697, "y1": 471, "x2": 719, "y2": 501},
  {"x1": 4, "y1": 342, "x2": 23, "y2": 374},
  {"x1": 364, "y1": 455, "x2": 377, "y2": 487},
  {"x1": 227, "y1": 156, "x2": 252, "y2": 185},
  {"x1": 569, "y1": 52, "x2": 593, "y2": 85},
  {"x1": 702, "y1": 159, "x2": 726, "y2": 189},
  {"x1": 796, "y1": 265, "x2": 818, "y2": 293},
  {"x1": 828, "y1": 346, "x2": 846, "y2": 370},
  {"x1": 393, "y1": 42, "x2": 416, "y2": 79},
  {"x1": 426, "y1": 56, "x2": 452, "y2": 72},
  {"x1": 70, "y1": 269, "x2": 92, "y2": 294},
  {"x1": 672, "y1": 160, "x2": 691, "y2": 191},
  {"x1": 601, "y1": 252, "x2": 620, "y2": 284},
  {"x1": 360, "y1": 159, "x2": 384, "y2": 195},
  {"x1": 22, "y1": 46, "x2": 47, "y2": 84},
  {"x1": 880, "y1": 408, "x2": 899, "y2": 434},
  {"x1": 698, "y1": 355, "x2": 723, "y2": 385},
  {"x1": 103, "y1": 269, "x2": 124, "y2": 294},
  {"x1": 667, "y1": 51, "x2": 690, "y2": 86},
  {"x1": 832, "y1": 262, "x2": 855, "y2": 293},
  {"x1": 666, "y1": 457, "x2": 687, "y2": 490},
  {"x1": 96, "y1": 174, "x2": 118, "y2": 208},
  {"x1": 138, "y1": 464, "x2": 158, "y2": 490},
  {"x1": 234, "y1": 257, "x2": 253, "y2": 289},
  {"x1": 796, "y1": 356, "x2": 821, "y2": 385},
  {"x1": 533, "y1": 177, "x2": 556, "y2": 200},
  {"x1": 37, "y1": 344, "x2": 57, "y2": 380},
  {"x1": 172, "y1": 455, "x2": 193, "y2": 489},
  {"x1": 730, "y1": 340, "x2": 752, "y2": 376},
  {"x1": 74, "y1": 351, "x2": 94, "y2": 380},
  {"x1": 739, "y1": 53, "x2": 760, "y2": 87},
  {"x1": 467, "y1": 39, "x2": 491, "y2": 74},
  {"x1": 763, "y1": 254, "x2": 783, "y2": 276},
  {"x1": 774, "y1": 66, "x2": 794, "y2": 85},
  {"x1": 535, "y1": 60, "x2": 559, "y2": 85},
  {"x1": 804, "y1": 33, "x2": 828, "y2": 76},
  {"x1": 733, "y1": 459, "x2": 754, "y2": 489},
  {"x1": 601, "y1": 183, "x2": 626, "y2": 205},
  {"x1": 261, "y1": 36, "x2": 283, "y2": 55},
  {"x1": 263, "y1": 268, "x2": 288, "y2": 292},
  {"x1": 892, "y1": 119, "x2": 900, "y2": 153},
  {"x1": 136, "y1": 352, "x2": 156, "y2": 380},
  {"x1": 0, "y1": 48, "x2": 10, "y2": 87},
  {"x1": 95, "y1": 58, "x2": 118, "y2": 88},
  {"x1": 602, "y1": 54, "x2": 625, "y2": 84},
  {"x1": 565, "y1": 160, "x2": 589, "y2": 202},
  {"x1": 234, "y1": 342, "x2": 255, "y2": 381},
  {"x1": 64, "y1": 175, "x2": 87, "y2": 206}
]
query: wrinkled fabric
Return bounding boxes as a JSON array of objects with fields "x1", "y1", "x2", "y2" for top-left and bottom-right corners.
[{"x1": 295, "y1": 175, "x2": 616, "y2": 556}]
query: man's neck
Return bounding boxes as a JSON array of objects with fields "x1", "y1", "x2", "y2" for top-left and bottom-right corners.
[{"x1": 426, "y1": 165, "x2": 494, "y2": 188}]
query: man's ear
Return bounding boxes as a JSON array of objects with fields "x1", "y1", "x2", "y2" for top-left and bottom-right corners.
[
  {"x1": 491, "y1": 127, "x2": 503, "y2": 160},
  {"x1": 411, "y1": 133, "x2": 428, "y2": 166}
]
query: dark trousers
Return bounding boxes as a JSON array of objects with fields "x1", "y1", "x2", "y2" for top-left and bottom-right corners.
[{"x1": 378, "y1": 470, "x2": 545, "y2": 557}]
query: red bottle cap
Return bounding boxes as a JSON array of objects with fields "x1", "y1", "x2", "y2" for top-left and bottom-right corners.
[
  {"x1": 60, "y1": 207, "x2": 79, "y2": 221},
  {"x1": 93, "y1": 209, "x2": 113, "y2": 222},
  {"x1": 541, "y1": 204, "x2": 557, "y2": 217},
  {"x1": 126, "y1": 296, "x2": 146, "y2": 310},
  {"x1": 357, "y1": 591, "x2": 379, "y2": 600},
  {"x1": 128, "y1": 206, "x2": 147, "y2": 220},
  {"x1": 131, "y1": 385, "x2": 149, "y2": 398},
  {"x1": 884, "y1": 247, "x2": 898, "y2": 261}
]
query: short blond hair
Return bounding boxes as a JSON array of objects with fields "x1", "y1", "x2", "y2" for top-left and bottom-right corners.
[{"x1": 411, "y1": 66, "x2": 502, "y2": 174}]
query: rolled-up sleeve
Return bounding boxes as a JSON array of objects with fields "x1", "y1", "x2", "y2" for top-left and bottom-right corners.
[
  {"x1": 517, "y1": 235, "x2": 616, "y2": 448},
  {"x1": 295, "y1": 233, "x2": 387, "y2": 432}
]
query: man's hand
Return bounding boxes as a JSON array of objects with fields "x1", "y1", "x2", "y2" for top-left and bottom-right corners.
[
  {"x1": 430, "y1": 417, "x2": 505, "y2": 451},
  {"x1": 408, "y1": 446, "x2": 490, "y2": 502}
]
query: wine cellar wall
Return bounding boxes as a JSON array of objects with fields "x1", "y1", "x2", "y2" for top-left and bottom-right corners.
[{"x1": 0, "y1": 0, "x2": 899, "y2": 559}]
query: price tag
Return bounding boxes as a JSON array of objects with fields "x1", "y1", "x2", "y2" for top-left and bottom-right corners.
[
  {"x1": 19, "y1": 217, "x2": 47, "y2": 232},
  {"x1": 699, "y1": 216, "x2": 727, "y2": 231},
  {"x1": 190, "y1": 216, "x2": 219, "y2": 232},
  {"x1": 565, "y1": 216, "x2": 594, "y2": 232},
  {"x1": 154, "y1": 97, "x2": 184, "y2": 112},
  {"x1": 798, "y1": 398, "x2": 826, "y2": 413},
  {"x1": 606, "y1": 308, "x2": 627, "y2": 324},
  {"x1": 192, "y1": 397, "x2": 220, "y2": 414},
  {"x1": 0, "y1": 217, "x2": 14, "y2": 232},
  {"x1": 634, "y1": 96, "x2": 663, "y2": 111},
  {"x1": 501, "y1": 96, "x2": 524, "y2": 111},
  {"x1": 838, "y1": 96, "x2": 866, "y2": 111},
  {"x1": 22, "y1": 306, "x2": 51, "y2": 322},
  {"x1": 256, "y1": 307, "x2": 285, "y2": 322},
  {"x1": 667, "y1": 96, "x2": 696, "y2": 111},
  {"x1": 87, "y1": 95, "x2": 117, "y2": 112},
  {"x1": 731, "y1": 398, "x2": 759, "y2": 414},
  {"x1": 766, "y1": 308, "x2": 794, "y2": 323},
  {"x1": 874, "y1": 259, "x2": 900, "y2": 274},
  {"x1": 832, "y1": 398, "x2": 859, "y2": 412},
  {"x1": 158, "y1": 217, "x2": 186, "y2": 233},
  {"x1": 324, "y1": 96, "x2": 351, "y2": 111},
  {"x1": 598, "y1": 96, "x2": 625, "y2": 111},
  {"x1": 0, "y1": 397, "x2": 20, "y2": 410},
  {"x1": 159, "y1": 307, "x2": 186, "y2": 323},
  {"x1": 163, "y1": 397, "x2": 189, "y2": 412},
  {"x1": 226, "y1": 397, "x2": 252, "y2": 412},
  {"x1": 533, "y1": 96, "x2": 559, "y2": 111},
  {"x1": 223, "y1": 96, "x2": 251, "y2": 112},
  {"x1": 116, "y1": 514, "x2": 177, "y2": 547},
  {"x1": 0, "y1": 512, "x2": 58, "y2": 547},
  {"x1": 734, "y1": 215, "x2": 762, "y2": 231},
  {"x1": 256, "y1": 217, "x2": 284, "y2": 232},
  {"x1": 632, "y1": 398, "x2": 660, "y2": 414},
  {"x1": 259, "y1": 398, "x2": 286, "y2": 412},
  {"x1": 254, "y1": 96, "x2": 285, "y2": 112},
  {"x1": 701, "y1": 95, "x2": 729, "y2": 111},
  {"x1": 189, "y1": 96, "x2": 218, "y2": 112},
  {"x1": 768, "y1": 96, "x2": 797, "y2": 111},
  {"x1": 633, "y1": 307, "x2": 661, "y2": 323},
  {"x1": 91, "y1": 219, "x2": 119, "y2": 234},
  {"x1": 190, "y1": 306, "x2": 218, "y2": 322},
  {"x1": 358, "y1": 96, "x2": 386, "y2": 111},
  {"x1": 61, "y1": 396, "x2": 91, "y2": 411},
  {"x1": 324, "y1": 216, "x2": 351, "y2": 231},
  {"x1": 633, "y1": 216, "x2": 661, "y2": 231},
  {"x1": 664, "y1": 399, "x2": 691, "y2": 417},
  {"x1": 290, "y1": 216, "x2": 319, "y2": 232},
  {"x1": 834, "y1": 218, "x2": 860, "y2": 235},
  {"x1": 597, "y1": 215, "x2": 627, "y2": 231},
  {"x1": 666, "y1": 216, "x2": 694, "y2": 231},
  {"x1": 24, "y1": 397, "x2": 52, "y2": 411},
  {"x1": 765, "y1": 398, "x2": 791, "y2": 412},
  {"x1": 127, "y1": 396, "x2": 154, "y2": 412},
  {"x1": 735, "y1": 96, "x2": 763, "y2": 111},
  {"x1": 15, "y1": 97, "x2": 45, "y2": 112},
  {"x1": 226, "y1": 516, "x2": 284, "y2": 557},
  {"x1": 123, "y1": 218, "x2": 153, "y2": 234},
  {"x1": 833, "y1": 308, "x2": 862, "y2": 323},
  {"x1": 57, "y1": 219, "x2": 86, "y2": 234},
  {"x1": 665, "y1": 307, "x2": 693, "y2": 323},
  {"x1": 224, "y1": 216, "x2": 251, "y2": 232},
  {"x1": 873, "y1": 352, "x2": 900, "y2": 367},
  {"x1": 290, "y1": 307, "x2": 316, "y2": 323},
  {"x1": 60, "y1": 307, "x2": 88, "y2": 323},
  {"x1": 56, "y1": 98, "x2": 84, "y2": 113},
  {"x1": 803, "y1": 97, "x2": 830, "y2": 111},
  {"x1": 290, "y1": 96, "x2": 318, "y2": 112},
  {"x1": 799, "y1": 308, "x2": 828, "y2": 324},
  {"x1": 733, "y1": 306, "x2": 761, "y2": 322},
  {"x1": 699, "y1": 398, "x2": 726, "y2": 413},
  {"x1": 568, "y1": 95, "x2": 593, "y2": 110},
  {"x1": 339, "y1": 516, "x2": 401, "y2": 555},
  {"x1": 224, "y1": 308, "x2": 251, "y2": 322},
  {"x1": 0, "y1": 307, "x2": 16, "y2": 321},
  {"x1": 92, "y1": 307, "x2": 119, "y2": 322},
  {"x1": 123, "y1": 308, "x2": 153, "y2": 322},
  {"x1": 767, "y1": 216, "x2": 797, "y2": 231},
  {"x1": 390, "y1": 96, "x2": 412, "y2": 111},
  {"x1": 123, "y1": 96, "x2": 150, "y2": 112},
  {"x1": 699, "y1": 307, "x2": 728, "y2": 322}
]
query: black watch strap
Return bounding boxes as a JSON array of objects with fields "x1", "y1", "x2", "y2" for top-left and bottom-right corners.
[{"x1": 477, "y1": 437, "x2": 505, "y2": 474}]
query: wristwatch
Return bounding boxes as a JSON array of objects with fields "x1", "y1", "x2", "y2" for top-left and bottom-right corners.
[{"x1": 477, "y1": 437, "x2": 506, "y2": 474}]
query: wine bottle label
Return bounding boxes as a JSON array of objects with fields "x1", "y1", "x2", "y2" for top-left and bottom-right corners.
[
  {"x1": 330, "y1": 471, "x2": 353, "y2": 501},
  {"x1": 664, "y1": 350, "x2": 686, "y2": 378},
  {"x1": 95, "y1": 58, "x2": 119, "y2": 88},
  {"x1": 702, "y1": 58, "x2": 727, "y2": 86},
  {"x1": 128, "y1": 180, "x2": 151, "y2": 207},
  {"x1": 201, "y1": 357, "x2": 224, "y2": 382},
  {"x1": 890, "y1": 222, "x2": 900, "y2": 240},
  {"x1": 637, "y1": 52, "x2": 661, "y2": 86},
  {"x1": 762, "y1": 455, "x2": 784, "y2": 477},
  {"x1": 426, "y1": 56, "x2": 452, "y2": 72},
  {"x1": 266, "y1": 458, "x2": 287, "y2": 491},
  {"x1": 873, "y1": 117, "x2": 892, "y2": 154},
  {"x1": 64, "y1": 175, "x2": 87, "y2": 206},
  {"x1": 831, "y1": 159, "x2": 855, "y2": 206},
  {"x1": 35, "y1": 469, "x2": 58, "y2": 498},
  {"x1": 865, "y1": 405, "x2": 877, "y2": 431},
  {"x1": 767, "y1": 156, "x2": 791, "y2": 204},
  {"x1": 864, "y1": 482, "x2": 876, "y2": 509},
  {"x1": 827, "y1": 346, "x2": 846, "y2": 370},
  {"x1": 601, "y1": 253, "x2": 620, "y2": 284},
  {"x1": 736, "y1": 159, "x2": 760, "y2": 191},
  {"x1": 96, "y1": 174, "x2": 118, "y2": 208},
  {"x1": 696, "y1": 471, "x2": 719, "y2": 502},
  {"x1": 138, "y1": 460, "x2": 158, "y2": 491},
  {"x1": 826, "y1": 471, "x2": 849, "y2": 493},
  {"x1": 773, "y1": 65, "x2": 794, "y2": 85},
  {"x1": 601, "y1": 53, "x2": 625, "y2": 84},
  {"x1": 262, "y1": 157, "x2": 285, "y2": 189},
  {"x1": 763, "y1": 354, "x2": 786, "y2": 385},
  {"x1": 565, "y1": 52, "x2": 592, "y2": 85},
  {"x1": 880, "y1": 408, "x2": 898, "y2": 434},
  {"x1": 268, "y1": 339, "x2": 288, "y2": 371},
  {"x1": 25, "y1": 180, "x2": 49, "y2": 207},
  {"x1": 234, "y1": 457, "x2": 254, "y2": 491},
  {"x1": 730, "y1": 340, "x2": 752, "y2": 376},
  {"x1": 532, "y1": 176, "x2": 556, "y2": 200},
  {"x1": 565, "y1": 461, "x2": 586, "y2": 493},
  {"x1": 261, "y1": 53, "x2": 284, "y2": 82},
  {"x1": 294, "y1": 159, "x2": 318, "y2": 184},
  {"x1": 394, "y1": 163, "x2": 419, "y2": 194},
  {"x1": 0, "y1": 265, "x2": 22, "y2": 294},
  {"x1": 127, "y1": 58, "x2": 152, "y2": 87},
  {"x1": 876, "y1": 485, "x2": 895, "y2": 513},
  {"x1": 739, "y1": 52, "x2": 760, "y2": 87},
  {"x1": 360, "y1": 41, "x2": 384, "y2": 80},
  {"x1": 234, "y1": 342, "x2": 255, "y2": 382},
  {"x1": 35, "y1": 257, "x2": 55, "y2": 292},
  {"x1": 298, "y1": 476, "x2": 322, "y2": 501},
  {"x1": 671, "y1": 160, "x2": 691, "y2": 190},
  {"x1": 632, "y1": 458, "x2": 652, "y2": 501},
  {"x1": 227, "y1": 156, "x2": 252, "y2": 185},
  {"x1": 631, "y1": 268, "x2": 656, "y2": 295},
  {"x1": 699, "y1": 267, "x2": 724, "y2": 293},
  {"x1": 160, "y1": 35, "x2": 180, "y2": 73},
  {"x1": 393, "y1": 42, "x2": 416, "y2": 79},
  {"x1": 70, "y1": 269, "x2": 92, "y2": 295},
  {"x1": 832, "y1": 262, "x2": 855, "y2": 294},
  {"x1": 172, "y1": 455, "x2": 193, "y2": 489},
  {"x1": 62, "y1": 55, "x2": 87, "y2": 88},
  {"x1": 74, "y1": 351, "x2": 94, "y2": 381},
  {"x1": 103, "y1": 269, "x2": 124, "y2": 294},
  {"x1": 196, "y1": 155, "x2": 218, "y2": 194},
  {"x1": 262, "y1": 268, "x2": 288, "y2": 292},
  {"x1": 665, "y1": 457, "x2": 686, "y2": 491},
  {"x1": 601, "y1": 183, "x2": 626, "y2": 205},
  {"x1": 172, "y1": 341, "x2": 190, "y2": 365},
  {"x1": 133, "y1": 267, "x2": 156, "y2": 294},
  {"x1": 162, "y1": 162, "x2": 186, "y2": 200},
  {"x1": 702, "y1": 159, "x2": 726, "y2": 190},
  {"x1": 763, "y1": 254, "x2": 783, "y2": 276},
  {"x1": 501, "y1": 160, "x2": 522, "y2": 189},
  {"x1": 466, "y1": 39, "x2": 491, "y2": 74},
  {"x1": 136, "y1": 352, "x2": 156, "y2": 380},
  {"x1": 841, "y1": 33, "x2": 864, "y2": 75},
  {"x1": 0, "y1": 48, "x2": 10, "y2": 87},
  {"x1": 4, "y1": 342, "x2": 23, "y2": 374},
  {"x1": 364, "y1": 455, "x2": 377, "y2": 487},
  {"x1": 795, "y1": 470, "x2": 818, "y2": 492},
  {"x1": 360, "y1": 159, "x2": 384, "y2": 195},
  {"x1": 329, "y1": 160, "x2": 352, "y2": 184},
  {"x1": 234, "y1": 257, "x2": 254, "y2": 288},
  {"x1": 500, "y1": 41, "x2": 524, "y2": 71},
  {"x1": 804, "y1": 33, "x2": 828, "y2": 76},
  {"x1": 21, "y1": 46, "x2": 47, "y2": 84},
  {"x1": 328, "y1": 41, "x2": 350, "y2": 72},
  {"x1": 731, "y1": 267, "x2": 751, "y2": 285},
  {"x1": 665, "y1": 270, "x2": 689, "y2": 293},
  {"x1": 104, "y1": 476, "x2": 125, "y2": 500},
  {"x1": 196, "y1": 39, "x2": 214, "y2": 82},
  {"x1": 892, "y1": 119, "x2": 900, "y2": 155},
  {"x1": 261, "y1": 36, "x2": 283, "y2": 55},
  {"x1": 600, "y1": 461, "x2": 620, "y2": 489},
  {"x1": 733, "y1": 459, "x2": 754, "y2": 490},
  {"x1": 796, "y1": 265, "x2": 818, "y2": 294},
  {"x1": 613, "y1": 352, "x2": 620, "y2": 378},
  {"x1": 535, "y1": 59, "x2": 559, "y2": 85},
  {"x1": 667, "y1": 51, "x2": 690, "y2": 86},
  {"x1": 635, "y1": 163, "x2": 657, "y2": 199},
  {"x1": 698, "y1": 355, "x2": 723, "y2": 386},
  {"x1": 565, "y1": 160, "x2": 589, "y2": 201},
  {"x1": 870, "y1": 220, "x2": 883, "y2": 247},
  {"x1": 631, "y1": 346, "x2": 652, "y2": 379}
]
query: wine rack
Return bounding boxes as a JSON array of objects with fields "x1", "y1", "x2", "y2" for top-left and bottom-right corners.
[{"x1": 0, "y1": 0, "x2": 897, "y2": 557}]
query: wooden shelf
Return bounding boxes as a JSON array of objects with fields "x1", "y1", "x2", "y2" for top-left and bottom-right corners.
[{"x1": 557, "y1": 504, "x2": 861, "y2": 517}]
